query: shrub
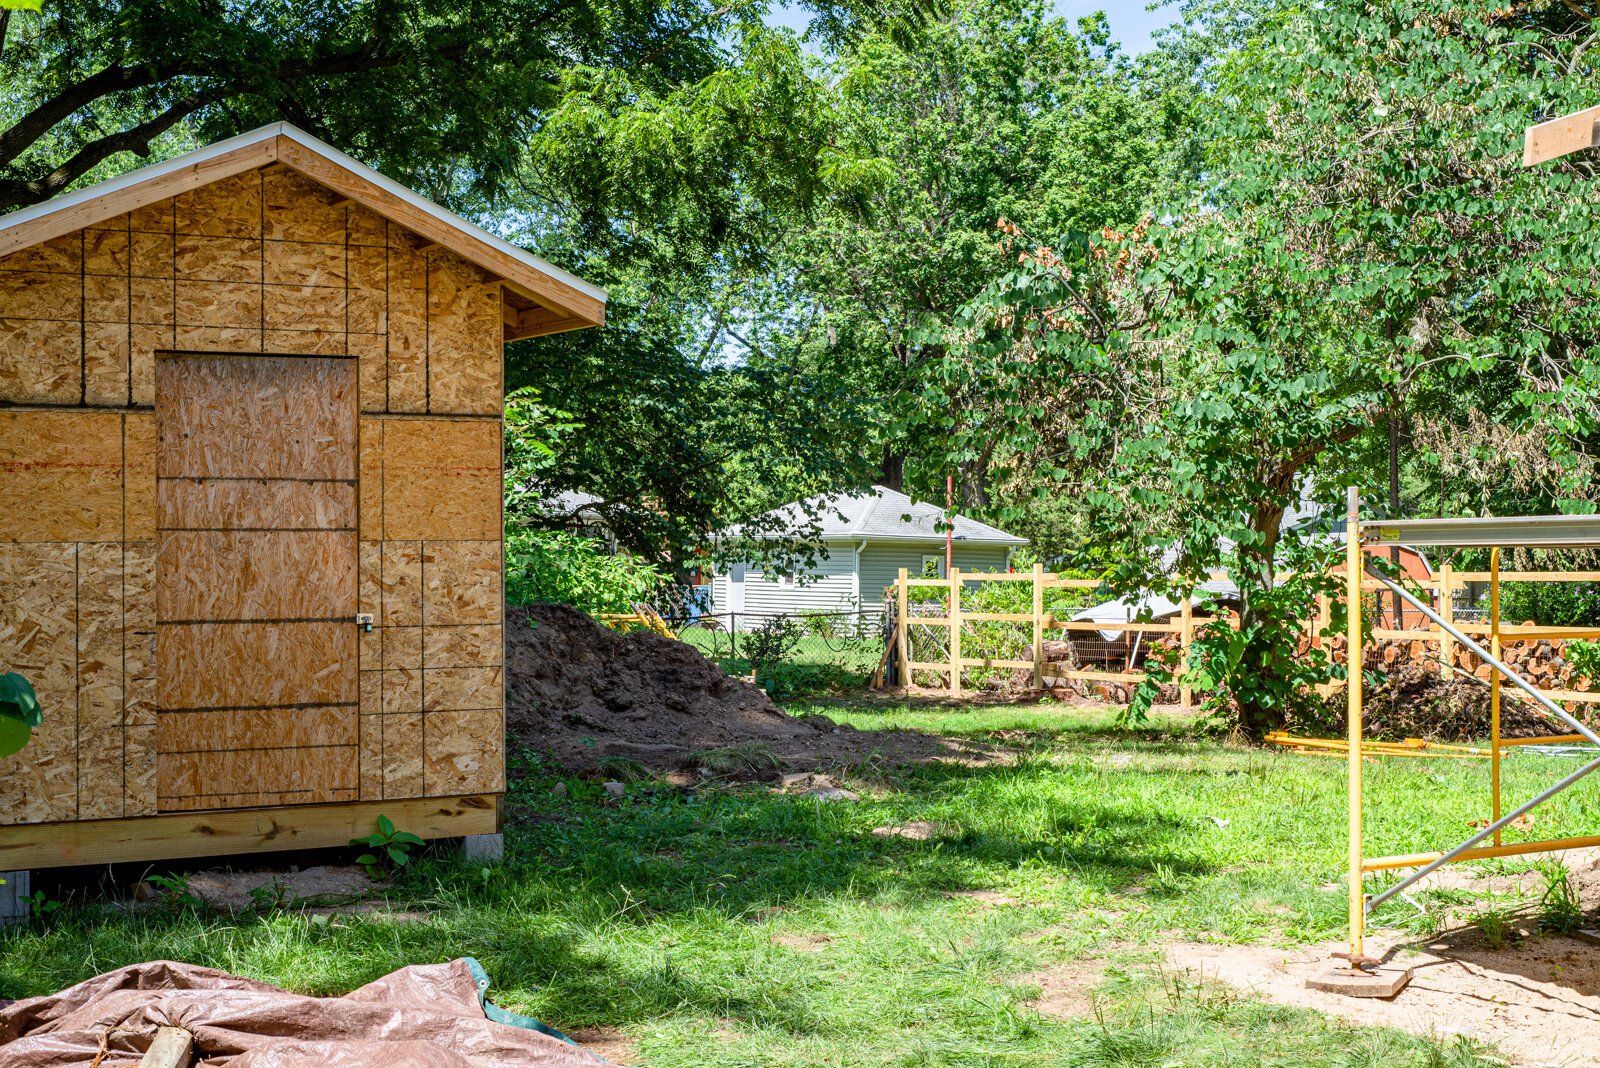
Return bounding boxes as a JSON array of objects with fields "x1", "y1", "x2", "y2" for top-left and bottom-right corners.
[
  {"x1": 505, "y1": 527, "x2": 666, "y2": 614},
  {"x1": 1498, "y1": 581, "x2": 1600, "y2": 627},
  {"x1": 744, "y1": 616, "x2": 803, "y2": 678}
]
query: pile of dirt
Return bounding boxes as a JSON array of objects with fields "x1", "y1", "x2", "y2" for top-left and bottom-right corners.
[
  {"x1": 1305, "y1": 662, "x2": 1587, "y2": 742},
  {"x1": 504, "y1": 604, "x2": 968, "y2": 775}
]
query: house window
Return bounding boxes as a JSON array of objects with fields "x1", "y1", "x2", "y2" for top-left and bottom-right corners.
[
  {"x1": 778, "y1": 570, "x2": 797, "y2": 587},
  {"x1": 921, "y1": 555, "x2": 945, "y2": 579}
]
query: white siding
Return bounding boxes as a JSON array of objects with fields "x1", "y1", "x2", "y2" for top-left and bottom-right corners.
[
  {"x1": 858, "y1": 542, "x2": 1013, "y2": 608},
  {"x1": 739, "y1": 541, "x2": 858, "y2": 620},
  {"x1": 710, "y1": 539, "x2": 1015, "y2": 624}
]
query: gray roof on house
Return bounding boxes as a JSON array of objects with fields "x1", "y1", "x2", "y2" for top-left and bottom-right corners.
[{"x1": 729, "y1": 485, "x2": 1028, "y2": 545}]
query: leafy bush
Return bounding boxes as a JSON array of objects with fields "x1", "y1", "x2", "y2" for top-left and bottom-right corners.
[
  {"x1": 1567, "y1": 639, "x2": 1600, "y2": 688},
  {"x1": 505, "y1": 527, "x2": 666, "y2": 615},
  {"x1": 1498, "y1": 581, "x2": 1600, "y2": 627},
  {"x1": 744, "y1": 616, "x2": 803, "y2": 680}
]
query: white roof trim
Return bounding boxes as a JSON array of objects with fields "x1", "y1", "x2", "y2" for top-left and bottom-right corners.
[{"x1": 0, "y1": 122, "x2": 607, "y2": 305}]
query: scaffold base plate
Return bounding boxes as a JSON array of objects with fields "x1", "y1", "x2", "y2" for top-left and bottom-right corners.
[{"x1": 1306, "y1": 965, "x2": 1413, "y2": 998}]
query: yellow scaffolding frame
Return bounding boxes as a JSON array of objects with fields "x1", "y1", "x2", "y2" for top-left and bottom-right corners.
[{"x1": 1342, "y1": 494, "x2": 1600, "y2": 962}]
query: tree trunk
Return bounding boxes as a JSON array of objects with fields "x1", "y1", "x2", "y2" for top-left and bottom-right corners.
[
  {"x1": 878, "y1": 448, "x2": 904, "y2": 491},
  {"x1": 1233, "y1": 500, "x2": 1291, "y2": 740}
]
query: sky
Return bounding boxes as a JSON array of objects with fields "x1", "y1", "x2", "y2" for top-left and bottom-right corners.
[{"x1": 764, "y1": 2, "x2": 1181, "y2": 55}]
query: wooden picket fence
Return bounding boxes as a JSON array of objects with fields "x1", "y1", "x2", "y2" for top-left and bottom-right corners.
[
  {"x1": 889, "y1": 564, "x2": 1216, "y2": 706},
  {"x1": 887, "y1": 563, "x2": 1600, "y2": 705},
  {"x1": 1339, "y1": 564, "x2": 1600, "y2": 706}
]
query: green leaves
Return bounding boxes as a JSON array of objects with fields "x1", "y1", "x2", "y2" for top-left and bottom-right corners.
[
  {"x1": 0, "y1": 673, "x2": 41, "y2": 760},
  {"x1": 350, "y1": 814, "x2": 425, "y2": 879}
]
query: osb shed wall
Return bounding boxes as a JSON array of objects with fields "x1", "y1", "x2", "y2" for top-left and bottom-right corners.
[{"x1": 0, "y1": 164, "x2": 505, "y2": 826}]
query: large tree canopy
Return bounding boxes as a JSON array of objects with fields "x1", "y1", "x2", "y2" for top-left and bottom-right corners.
[
  {"x1": 775, "y1": 0, "x2": 1178, "y2": 503},
  {"x1": 0, "y1": 0, "x2": 896, "y2": 572},
  {"x1": 0, "y1": 0, "x2": 925, "y2": 214},
  {"x1": 923, "y1": 0, "x2": 1600, "y2": 732}
]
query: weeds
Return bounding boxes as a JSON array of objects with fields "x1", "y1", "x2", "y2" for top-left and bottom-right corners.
[
  {"x1": 1471, "y1": 906, "x2": 1520, "y2": 950},
  {"x1": 1535, "y1": 860, "x2": 1583, "y2": 935},
  {"x1": 685, "y1": 741, "x2": 780, "y2": 776},
  {"x1": 0, "y1": 699, "x2": 1555, "y2": 1067}
]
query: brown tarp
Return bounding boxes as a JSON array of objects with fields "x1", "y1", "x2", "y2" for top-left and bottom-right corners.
[{"x1": 0, "y1": 958, "x2": 601, "y2": 1066}]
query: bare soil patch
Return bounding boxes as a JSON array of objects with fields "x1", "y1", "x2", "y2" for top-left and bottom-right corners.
[
  {"x1": 568, "y1": 1026, "x2": 637, "y2": 1066},
  {"x1": 1013, "y1": 961, "x2": 1110, "y2": 1019},
  {"x1": 183, "y1": 865, "x2": 379, "y2": 913},
  {"x1": 770, "y1": 932, "x2": 834, "y2": 951},
  {"x1": 946, "y1": 889, "x2": 1020, "y2": 907},
  {"x1": 872, "y1": 821, "x2": 952, "y2": 841},
  {"x1": 505, "y1": 604, "x2": 996, "y2": 775},
  {"x1": 1168, "y1": 934, "x2": 1600, "y2": 1067}
]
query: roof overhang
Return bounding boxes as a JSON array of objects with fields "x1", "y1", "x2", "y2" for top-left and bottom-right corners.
[
  {"x1": 1364, "y1": 515, "x2": 1600, "y2": 549},
  {"x1": 0, "y1": 122, "x2": 605, "y2": 339}
]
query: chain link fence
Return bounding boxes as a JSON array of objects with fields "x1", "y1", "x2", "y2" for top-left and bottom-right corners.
[{"x1": 672, "y1": 608, "x2": 890, "y2": 694}]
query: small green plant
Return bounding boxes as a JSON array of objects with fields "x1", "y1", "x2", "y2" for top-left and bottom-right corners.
[
  {"x1": 1472, "y1": 905, "x2": 1519, "y2": 950},
  {"x1": 145, "y1": 872, "x2": 203, "y2": 912},
  {"x1": 248, "y1": 877, "x2": 291, "y2": 913},
  {"x1": 350, "y1": 814, "x2": 424, "y2": 879},
  {"x1": 23, "y1": 889, "x2": 59, "y2": 921},
  {"x1": 1565, "y1": 639, "x2": 1600, "y2": 690},
  {"x1": 0, "y1": 672, "x2": 42, "y2": 758},
  {"x1": 1536, "y1": 860, "x2": 1583, "y2": 935}
]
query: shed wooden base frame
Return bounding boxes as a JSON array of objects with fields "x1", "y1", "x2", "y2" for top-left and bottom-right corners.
[{"x1": 0, "y1": 793, "x2": 497, "y2": 870}]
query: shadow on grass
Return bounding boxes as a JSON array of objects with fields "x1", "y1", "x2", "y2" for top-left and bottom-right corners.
[{"x1": 0, "y1": 710, "x2": 1261, "y2": 1041}]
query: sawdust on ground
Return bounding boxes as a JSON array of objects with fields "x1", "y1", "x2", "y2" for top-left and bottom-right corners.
[{"x1": 1166, "y1": 933, "x2": 1600, "y2": 1067}]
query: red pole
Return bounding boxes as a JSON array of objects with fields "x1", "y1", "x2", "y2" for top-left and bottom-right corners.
[{"x1": 946, "y1": 473, "x2": 954, "y2": 576}]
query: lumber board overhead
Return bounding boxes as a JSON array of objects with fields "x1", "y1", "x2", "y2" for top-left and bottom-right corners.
[
  {"x1": 1363, "y1": 513, "x2": 1600, "y2": 548},
  {"x1": 1523, "y1": 105, "x2": 1600, "y2": 167},
  {"x1": 0, "y1": 122, "x2": 605, "y2": 328},
  {"x1": 506, "y1": 304, "x2": 595, "y2": 340},
  {"x1": 0, "y1": 794, "x2": 498, "y2": 869}
]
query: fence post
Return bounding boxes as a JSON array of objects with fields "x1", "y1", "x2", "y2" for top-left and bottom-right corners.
[
  {"x1": 896, "y1": 568, "x2": 909, "y2": 690},
  {"x1": 1438, "y1": 563, "x2": 1455, "y2": 680},
  {"x1": 1314, "y1": 591, "x2": 1333, "y2": 698},
  {"x1": 1180, "y1": 594, "x2": 1194, "y2": 709},
  {"x1": 1032, "y1": 563, "x2": 1045, "y2": 690},
  {"x1": 949, "y1": 565, "x2": 962, "y2": 696}
]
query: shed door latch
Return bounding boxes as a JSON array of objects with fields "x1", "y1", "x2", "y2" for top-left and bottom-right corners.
[{"x1": 355, "y1": 613, "x2": 375, "y2": 633}]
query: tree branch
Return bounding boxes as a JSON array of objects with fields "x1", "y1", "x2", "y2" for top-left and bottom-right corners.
[
  {"x1": 0, "y1": 90, "x2": 220, "y2": 210},
  {"x1": 0, "y1": 63, "x2": 177, "y2": 167},
  {"x1": 0, "y1": 36, "x2": 470, "y2": 199}
]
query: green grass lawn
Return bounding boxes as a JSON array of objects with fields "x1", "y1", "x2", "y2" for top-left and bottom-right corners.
[{"x1": 2, "y1": 696, "x2": 1589, "y2": 1066}]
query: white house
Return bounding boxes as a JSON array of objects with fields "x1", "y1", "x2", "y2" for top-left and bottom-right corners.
[{"x1": 710, "y1": 485, "x2": 1027, "y2": 622}]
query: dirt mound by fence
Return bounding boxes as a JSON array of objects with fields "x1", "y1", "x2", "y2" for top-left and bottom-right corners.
[
  {"x1": 1308, "y1": 662, "x2": 1590, "y2": 742},
  {"x1": 504, "y1": 604, "x2": 955, "y2": 775}
]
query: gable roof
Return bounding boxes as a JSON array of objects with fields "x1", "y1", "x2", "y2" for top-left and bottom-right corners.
[
  {"x1": 729, "y1": 485, "x2": 1027, "y2": 545},
  {"x1": 0, "y1": 123, "x2": 604, "y2": 339}
]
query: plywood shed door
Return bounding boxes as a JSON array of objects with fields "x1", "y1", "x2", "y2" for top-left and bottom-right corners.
[{"x1": 155, "y1": 354, "x2": 359, "y2": 812}]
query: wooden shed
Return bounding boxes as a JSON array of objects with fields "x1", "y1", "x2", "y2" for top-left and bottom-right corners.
[{"x1": 0, "y1": 123, "x2": 605, "y2": 869}]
